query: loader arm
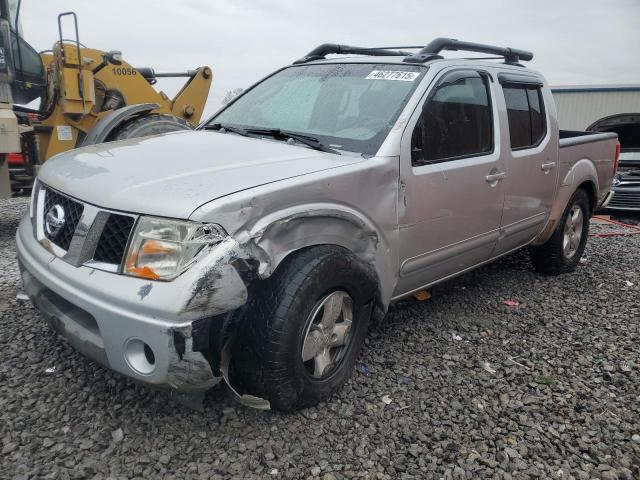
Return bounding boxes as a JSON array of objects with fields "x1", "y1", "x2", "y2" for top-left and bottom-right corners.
[{"x1": 169, "y1": 66, "x2": 212, "y2": 124}]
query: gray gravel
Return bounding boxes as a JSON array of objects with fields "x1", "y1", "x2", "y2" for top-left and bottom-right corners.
[{"x1": 1, "y1": 197, "x2": 639, "y2": 480}]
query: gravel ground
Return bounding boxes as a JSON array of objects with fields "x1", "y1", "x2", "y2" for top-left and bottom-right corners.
[{"x1": 1, "y1": 197, "x2": 639, "y2": 480}]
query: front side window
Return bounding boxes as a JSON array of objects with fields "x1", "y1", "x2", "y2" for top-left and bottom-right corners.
[
  {"x1": 208, "y1": 63, "x2": 426, "y2": 156},
  {"x1": 503, "y1": 84, "x2": 546, "y2": 149},
  {"x1": 411, "y1": 74, "x2": 493, "y2": 164}
]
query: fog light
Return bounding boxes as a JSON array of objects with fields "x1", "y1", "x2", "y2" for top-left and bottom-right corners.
[{"x1": 124, "y1": 338, "x2": 156, "y2": 375}]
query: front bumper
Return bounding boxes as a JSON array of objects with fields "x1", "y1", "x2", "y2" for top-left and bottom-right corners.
[{"x1": 16, "y1": 215, "x2": 248, "y2": 393}]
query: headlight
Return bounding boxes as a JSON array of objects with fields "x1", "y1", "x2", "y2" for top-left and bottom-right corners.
[{"x1": 124, "y1": 217, "x2": 227, "y2": 281}]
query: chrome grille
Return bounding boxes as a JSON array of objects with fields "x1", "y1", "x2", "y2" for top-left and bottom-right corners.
[
  {"x1": 36, "y1": 183, "x2": 137, "y2": 271},
  {"x1": 608, "y1": 190, "x2": 640, "y2": 210},
  {"x1": 93, "y1": 214, "x2": 136, "y2": 265},
  {"x1": 43, "y1": 188, "x2": 84, "y2": 251}
]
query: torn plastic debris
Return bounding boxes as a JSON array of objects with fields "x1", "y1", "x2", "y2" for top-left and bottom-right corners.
[
  {"x1": 220, "y1": 339, "x2": 270, "y2": 410},
  {"x1": 534, "y1": 375, "x2": 555, "y2": 386},
  {"x1": 358, "y1": 363, "x2": 370, "y2": 375},
  {"x1": 481, "y1": 361, "x2": 496, "y2": 374},
  {"x1": 381, "y1": 394, "x2": 392, "y2": 405},
  {"x1": 502, "y1": 299, "x2": 520, "y2": 308}
]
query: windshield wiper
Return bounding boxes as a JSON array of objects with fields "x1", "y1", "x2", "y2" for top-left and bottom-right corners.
[
  {"x1": 202, "y1": 123, "x2": 250, "y2": 137},
  {"x1": 245, "y1": 128, "x2": 340, "y2": 155},
  {"x1": 203, "y1": 124, "x2": 340, "y2": 154}
]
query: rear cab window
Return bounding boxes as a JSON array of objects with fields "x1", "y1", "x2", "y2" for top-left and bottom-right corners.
[{"x1": 502, "y1": 81, "x2": 547, "y2": 149}]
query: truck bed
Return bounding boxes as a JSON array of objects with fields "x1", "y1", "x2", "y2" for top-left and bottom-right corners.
[
  {"x1": 559, "y1": 129, "x2": 617, "y2": 145},
  {"x1": 558, "y1": 130, "x2": 618, "y2": 207}
]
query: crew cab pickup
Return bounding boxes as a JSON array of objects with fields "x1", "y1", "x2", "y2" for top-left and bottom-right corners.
[{"x1": 16, "y1": 38, "x2": 619, "y2": 411}]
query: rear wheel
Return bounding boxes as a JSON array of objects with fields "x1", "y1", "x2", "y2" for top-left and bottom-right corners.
[
  {"x1": 109, "y1": 114, "x2": 192, "y2": 140},
  {"x1": 231, "y1": 246, "x2": 377, "y2": 411},
  {"x1": 529, "y1": 189, "x2": 590, "y2": 275}
]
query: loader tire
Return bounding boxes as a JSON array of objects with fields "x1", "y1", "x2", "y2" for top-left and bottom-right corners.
[
  {"x1": 231, "y1": 246, "x2": 377, "y2": 411},
  {"x1": 529, "y1": 189, "x2": 590, "y2": 275},
  {"x1": 109, "y1": 114, "x2": 192, "y2": 141}
]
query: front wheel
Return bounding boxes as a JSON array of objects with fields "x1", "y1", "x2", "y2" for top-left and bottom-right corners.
[
  {"x1": 529, "y1": 189, "x2": 590, "y2": 275},
  {"x1": 231, "y1": 246, "x2": 377, "y2": 411}
]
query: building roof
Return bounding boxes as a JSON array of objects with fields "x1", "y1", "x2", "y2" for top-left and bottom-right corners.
[{"x1": 551, "y1": 84, "x2": 640, "y2": 93}]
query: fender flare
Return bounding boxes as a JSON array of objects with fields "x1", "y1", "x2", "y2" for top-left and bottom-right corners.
[
  {"x1": 532, "y1": 159, "x2": 599, "y2": 245},
  {"x1": 77, "y1": 103, "x2": 160, "y2": 147}
]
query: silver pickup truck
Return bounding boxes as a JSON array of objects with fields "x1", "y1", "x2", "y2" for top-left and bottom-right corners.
[{"x1": 16, "y1": 39, "x2": 619, "y2": 411}]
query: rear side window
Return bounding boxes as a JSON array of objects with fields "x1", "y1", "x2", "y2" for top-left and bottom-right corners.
[
  {"x1": 411, "y1": 74, "x2": 492, "y2": 164},
  {"x1": 503, "y1": 85, "x2": 546, "y2": 149}
]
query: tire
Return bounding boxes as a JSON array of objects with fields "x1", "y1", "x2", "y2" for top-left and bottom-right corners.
[
  {"x1": 231, "y1": 246, "x2": 377, "y2": 411},
  {"x1": 529, "y1": 189, "x2": 590, "y2": 275},
  {"x1": 109, "y1": 114, "x2": 192, "y2": 141}
]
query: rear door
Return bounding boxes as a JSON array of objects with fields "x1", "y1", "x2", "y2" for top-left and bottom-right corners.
[
  {"x1": 493, "y1": 74, "x2": 558, "y2": 255},
  {"x1": 396, "y1": 68, "x2": 506, "y2": 295}
]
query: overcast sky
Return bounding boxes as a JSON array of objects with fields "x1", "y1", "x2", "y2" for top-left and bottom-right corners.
[{"x1": 20, "y1": 0, "x2": 640, "y2": 118}]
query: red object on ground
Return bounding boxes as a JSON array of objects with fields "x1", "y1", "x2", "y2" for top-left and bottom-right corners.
[
  {"x1": 502, "y1": 299, "x2": 520, "y2": 307},
  {"x1": 590, "y1": 215, "x2": 640, "y2": 238}
]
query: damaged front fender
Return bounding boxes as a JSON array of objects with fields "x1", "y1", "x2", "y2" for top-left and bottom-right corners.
[
  {"x1": 179, "y1": 204, "x2": 389, "y2": 317},
  {"x1": 180, "y1": 238, "x2": 252, "y2": 317},
  {"x1": 215, "y1": 204, "x2": 395, "y2": 306}
]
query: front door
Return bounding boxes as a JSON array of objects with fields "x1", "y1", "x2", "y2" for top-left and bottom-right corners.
[{"x1": 396, "y1": 69, "x2": 506, "y2": 296}]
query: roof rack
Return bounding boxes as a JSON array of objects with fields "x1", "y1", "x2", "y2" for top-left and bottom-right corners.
[
  {"x1": 293, "y1": 38, "x2": 533, "y2": 66},
  {"x1": 293, "y1": 44, "x2": 415, "y2": 64},
  {"x1": 402, "y1": 38, "x2": 533, "y2": 65}
]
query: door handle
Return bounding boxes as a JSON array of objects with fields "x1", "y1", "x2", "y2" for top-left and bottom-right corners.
[
  {"x1": 485, "y1": 171, "x2": 506, "y2": 183},
  {"x1": 541, "y1": 161, "x2": 556, "y2": 172}
]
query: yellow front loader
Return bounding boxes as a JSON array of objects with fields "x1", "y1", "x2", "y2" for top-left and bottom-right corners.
[{"x1": 7, "y1": 7, "x2": 212, "y2": 195}]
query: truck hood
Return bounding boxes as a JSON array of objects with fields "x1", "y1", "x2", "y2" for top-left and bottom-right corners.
[{"x1": 38, "y1": 130, "x2": 362, "y2": 219}]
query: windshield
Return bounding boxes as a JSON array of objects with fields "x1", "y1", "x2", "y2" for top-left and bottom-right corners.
[{"x1": 207, "y1": 63, "x2": 426, "y2": 155}]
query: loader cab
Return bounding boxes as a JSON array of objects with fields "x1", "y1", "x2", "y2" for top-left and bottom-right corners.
[{"x1": 4, "y1": 0, "x2": 46, "y2": 104}]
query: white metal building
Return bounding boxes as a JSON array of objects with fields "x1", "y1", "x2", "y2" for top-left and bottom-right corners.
[
  {"x1": 551, "y1": 85, "x2": 640, "y2": 151},
  {"x1": 551, "y1": 84, "x2": 640, "y2": 130}
]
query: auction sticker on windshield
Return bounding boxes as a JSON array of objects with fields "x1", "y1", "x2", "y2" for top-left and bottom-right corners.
[{"x1": 366, "y1": 70, "x2": 420, "y2": 81}]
